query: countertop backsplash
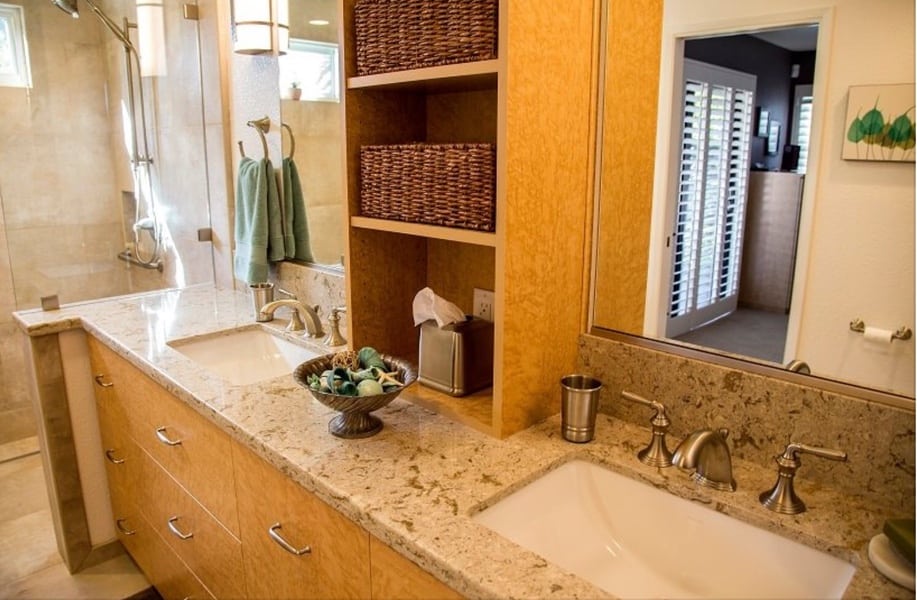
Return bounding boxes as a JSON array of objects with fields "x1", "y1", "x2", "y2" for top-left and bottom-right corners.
[{"x1": 577, "y1": 333, "x2": 916, "y2": 512}]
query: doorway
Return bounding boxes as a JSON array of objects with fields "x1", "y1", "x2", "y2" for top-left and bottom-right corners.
[{"x1": 659, "y1": 24, "x2": 819, "y2": 364}]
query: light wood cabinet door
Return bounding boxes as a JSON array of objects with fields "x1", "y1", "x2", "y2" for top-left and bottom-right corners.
[
  {"x1": 369, "y1": 537, "x2": 463, "y2": 600},
  {"x1": 138, "y1": 450, "x2": 246, "y2": 599},
  {"x1": 233, "y1": 441, "x2": 372, "y2": 600},
  {"x1": 89, "y1": 336, "x2": 240, "y2": 537}
]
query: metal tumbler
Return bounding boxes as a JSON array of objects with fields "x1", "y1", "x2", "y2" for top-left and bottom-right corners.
[
  {"x1": 560, "y1": 374, "x2": 602, "y2": 443},
  {"x1": 250, "y1": 282, "x2": 274, "y2": 321}
]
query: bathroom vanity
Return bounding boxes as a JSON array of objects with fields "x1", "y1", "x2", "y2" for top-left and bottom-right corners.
[{"x1": 14, "y1": 285, "x2": 911, "y2": 599}]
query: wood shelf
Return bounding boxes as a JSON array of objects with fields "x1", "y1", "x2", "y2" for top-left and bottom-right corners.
[
  {"x1": 347, "y1": 60, "x2": 499, "y2": 93},
  {"x1": 400, "y1": 384, "x2": 494, "y2": 435},
  {"x1": 351, "y1": 216, "x2": 497, "y2": 247}
]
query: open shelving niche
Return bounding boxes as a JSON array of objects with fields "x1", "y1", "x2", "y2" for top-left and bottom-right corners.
[{"x1": 342, "y1": 29, "x2": 503, "y2": 435}]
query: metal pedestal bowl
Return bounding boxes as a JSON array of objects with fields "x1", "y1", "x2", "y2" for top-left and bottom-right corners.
[{"x1": 293, "y1": 354, "x2": 417, "y2": 438}]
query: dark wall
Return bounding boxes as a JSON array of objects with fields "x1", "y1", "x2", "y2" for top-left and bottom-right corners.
[{"x1": 685, "y1": 35, "x2": 798, "y2": 171}]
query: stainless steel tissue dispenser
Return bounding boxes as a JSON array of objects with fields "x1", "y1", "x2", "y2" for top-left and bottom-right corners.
[{"x1": 419, "y1": 317, "x2": 494, "y2": 397}]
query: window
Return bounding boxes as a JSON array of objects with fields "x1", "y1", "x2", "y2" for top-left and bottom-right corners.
[
  {"x1": 666, "y1": 60, "x2": 755, "y2": 338},
  {"x1": 791, "y1": 84, "x2": 813, "y2": 173},
  {"x1": 278, "y1": 39, "x2": 340, "y2": 102},
  {"x1": 0, "y1": 4, "x2": 30, "y2": 88}
]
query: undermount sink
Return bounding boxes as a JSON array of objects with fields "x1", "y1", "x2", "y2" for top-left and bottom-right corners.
[
  {"x1": 473, "y1": 460, "x2": 855, "y2": 599},
  {"x1": 168, "y1": 326, "x2": 319, "y2": 386}
]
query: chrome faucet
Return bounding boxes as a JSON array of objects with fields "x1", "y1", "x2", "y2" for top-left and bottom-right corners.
[
  {"x1": 259, "y1": 299, "x2": 325, "y2": 338},
  {"x1": 672, "y1": 428, "x2": 736, "y2": 491},
  {"x1": 759, "y1": 442, "x2": 847, "y2": 514}
]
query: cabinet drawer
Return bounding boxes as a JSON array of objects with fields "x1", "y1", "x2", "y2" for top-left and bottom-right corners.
[
  {"x1": 114, "y1": 502, "x2": 214, "y2": 600},
  {"x1": 88, "y1": 335, "x2": 239, "y2": 537},
  {"x1": 139, "y1": 450, "x2": 245, "y2": 599},
  {"x1": 97, "y1": 401, "x2": 141, "y2": 496},
  {"x1": 369, "y1": 537, "x2": 463, "y2": 600},
  {"x1": 233, "y1": 441, "x2": 371, "y2": 600}
]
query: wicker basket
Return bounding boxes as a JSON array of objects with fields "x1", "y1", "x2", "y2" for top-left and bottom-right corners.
[
  {"x1": 293, "y1": 354, "x2": 417, "y2": 438},
  {"x1": 354, "y1": 0, "x2": 497, "y2": 76},
  {"x1": 360, "y1": 143, "x2": 495, "y2": 232}
]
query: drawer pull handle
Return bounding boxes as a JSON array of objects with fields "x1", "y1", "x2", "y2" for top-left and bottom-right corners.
[
  {"x1": 94, "y1": 374, "x2": 114, "y2": 388},
  {"x1": 115, "y1": 518, "x2": 136, "y2": 536},
  {"x1": 167, "y1": 516, "x2": 194, "y2": 540},
  {"x1": 105, "y1": 449, "x2": 125, "y2": 464},
  {"x1": 155, "y1": 426, "x2": 183, "y2": 446},
  {"x1": 268, "y1": 523, "x2": 311, "y2": 556}
]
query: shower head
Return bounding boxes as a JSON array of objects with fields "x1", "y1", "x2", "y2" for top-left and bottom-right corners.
[{"x1": 50, "y1": 0, "x2": 80, "y2": 18}]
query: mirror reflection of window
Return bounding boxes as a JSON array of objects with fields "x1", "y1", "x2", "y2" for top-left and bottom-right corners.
[{"x1": 279, "y1": 39, "x2": 340, "y2": 102}]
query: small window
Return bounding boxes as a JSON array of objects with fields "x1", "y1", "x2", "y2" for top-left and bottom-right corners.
[
  {"x1": 0, "y1": 4, "x2": 31, "y2": 88},
  {"x1": 279, "y1": 39, "x2": 340, "y2": 102},
  {"x1": 791, "y1": 84, "x2": 813, "y2": 174}
]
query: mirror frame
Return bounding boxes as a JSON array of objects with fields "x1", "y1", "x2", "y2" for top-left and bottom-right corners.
[{"x1": 587, "y1": 1, "x2": 914, "y2": 410}]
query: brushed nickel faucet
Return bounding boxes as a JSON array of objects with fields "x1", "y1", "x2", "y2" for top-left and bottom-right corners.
[
  {"x1": 759, "y1": 442, "x2": 847, "y2": 514},
  {"x1": 621, "y1": 391, "x2": 673, "y2": 468},
  {"x1": 672, "y1": 428, "x2": 736, "y2": 491},
  {"x1": 259, "y1": 299, "x2": 325, "y2": 338}
]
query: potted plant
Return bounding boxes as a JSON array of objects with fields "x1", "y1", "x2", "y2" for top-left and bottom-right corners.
[{"x1": 288, "y1": 81, "x2": 302, "y2": 101}]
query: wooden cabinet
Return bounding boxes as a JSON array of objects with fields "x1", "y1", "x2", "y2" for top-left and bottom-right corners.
[
  {"x1": 89, "y1": 336, "x2": 243, "y2": 599},
  {"x1": 341, "y1": 0, "x2": 596, "y2": 437},
  {"x1": 369, "y1": 537, "x2": 462, "y2": 600},
  {"x1": 233, "y1": 440, "x2": 372, "y2": 600},
  {"x1": 90, "y1": 334, "x2": 464, "y2": 599}
]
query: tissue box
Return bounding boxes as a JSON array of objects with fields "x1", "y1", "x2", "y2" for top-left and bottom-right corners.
[{"x1": 418, "y1": 317, "x2": 494, "y2": 397}]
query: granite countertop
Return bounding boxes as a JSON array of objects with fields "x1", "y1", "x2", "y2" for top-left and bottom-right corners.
[{"x1": 14, "y1": 285, "x2": 908, "y2": 599}]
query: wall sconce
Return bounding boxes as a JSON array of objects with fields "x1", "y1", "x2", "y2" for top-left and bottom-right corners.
[
  {"x1": 136, "y1": 0, "x2": 166, "y2": 76},
  {"x1": 233, "y1": 0, "x2": 289, "y2": 55}
]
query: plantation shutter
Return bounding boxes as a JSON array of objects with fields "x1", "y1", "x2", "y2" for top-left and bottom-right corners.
[{"x1": 666, "y1": 60, "x2": 755, "y2": 338}]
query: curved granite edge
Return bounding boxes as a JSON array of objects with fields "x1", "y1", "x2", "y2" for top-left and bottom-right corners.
[{"x1": 13, "y1": 285, "x2": 911, "y2": 599}]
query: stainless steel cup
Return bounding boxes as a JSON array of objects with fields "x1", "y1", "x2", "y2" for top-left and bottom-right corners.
[
  {"x1": 250, "y1": 282, "x2": 274, "y2": 321},
  {"x1": 560, "y1": 374, "x2": 602, "y2": 443}
]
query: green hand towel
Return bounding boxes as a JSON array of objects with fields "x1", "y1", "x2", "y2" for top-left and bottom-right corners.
[
  {"x1": 264, "y1": 158, "x2": 286, "y2": 262},
  {"x1": 283, "y1": 157, "x2": 315, "y2": 263},
  {"x1": 233, "y1": 157, "x2": 270, "y2": 283},
  {"x1": 280, "y1": 158, "x2": 296, "y2": 259}
]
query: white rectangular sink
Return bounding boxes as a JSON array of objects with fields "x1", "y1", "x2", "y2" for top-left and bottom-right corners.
[
  {"x1": 168, "y1": 327, "x2": 319, "y2": 386},
  {"x1": 473, "y1": 460, "x2": 855, "y2": 599}
]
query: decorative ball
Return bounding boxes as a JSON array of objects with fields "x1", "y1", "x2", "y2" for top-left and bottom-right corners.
[
  {"x1": 357, "y1": 379, "x2": 384, "y2": 396},
  {"x1": 332, "y1": 350, "x2": 360, "y2": 370}
]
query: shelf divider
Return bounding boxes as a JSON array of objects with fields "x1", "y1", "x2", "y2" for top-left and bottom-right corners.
[
  {"x1": 351, "y1": 216, "x2": 497, "y2": 247},
  {"x1": 348, "y1": 60, "x2": 499, "y2": 92}
]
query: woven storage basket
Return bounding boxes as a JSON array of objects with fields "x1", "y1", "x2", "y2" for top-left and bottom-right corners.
[
  {"x1": 354, "y1": 0, "x2": 497, "y2": 76},
  {"x1": 360, "y1": 143, "x2": 495, "y2": 232}
]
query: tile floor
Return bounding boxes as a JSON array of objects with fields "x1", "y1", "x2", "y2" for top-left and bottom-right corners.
[{"x1": 0, "y1": 437, "x2": 154, "y2": 599}]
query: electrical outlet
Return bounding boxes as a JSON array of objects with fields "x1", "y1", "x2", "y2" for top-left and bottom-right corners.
[{"x1": 473, "y1": 288, "x2": 494, "y2": 321}]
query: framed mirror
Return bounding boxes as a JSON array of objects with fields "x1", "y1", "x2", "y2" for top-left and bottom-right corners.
[
  {"x1": 592, "y1": 1, "x2": 915, "y2": 400},
  {"x1": 278, "y1": 0, "x2": 346, "y2": 269}
]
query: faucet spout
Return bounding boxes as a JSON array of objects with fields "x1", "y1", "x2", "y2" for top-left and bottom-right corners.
[
  {"x1": 258, "y1": 299, "x2": 325, "y2": 338},
  {"x1": 672, "y1": 428, "x2": 736, "y2": 491}
]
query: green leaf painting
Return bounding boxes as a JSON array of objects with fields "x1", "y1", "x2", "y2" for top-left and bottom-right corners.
[{"x1": 843, "y1": 84, "x2": 916, "y2": 162}]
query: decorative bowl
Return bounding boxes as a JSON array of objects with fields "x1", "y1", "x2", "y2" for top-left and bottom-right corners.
[{"x1": 293, "y1": 353, "x2": 417, "y2": 438}]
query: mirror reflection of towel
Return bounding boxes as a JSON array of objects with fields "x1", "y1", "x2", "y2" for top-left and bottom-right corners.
[{"x1": 283, "y1": 157, "x2": 314, "y2": 263}]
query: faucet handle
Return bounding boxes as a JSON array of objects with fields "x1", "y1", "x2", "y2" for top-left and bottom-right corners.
[
  {"x1": 277, "y1": 288, "x2": 297, "y2": 300},
  {"x1": 324, "y1": 306, "x2": 348, "y2": 347},
  {"x1": 621, "y1": 391, "x2": 673, "y2": 468},
  {"x1": 759, "y1": 441, "x2": 848, "y2": 514}
]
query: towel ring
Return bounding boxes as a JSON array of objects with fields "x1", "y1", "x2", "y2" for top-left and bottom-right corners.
[
  {"x1": 239, "y1": 116, "x2": 271, "y2": 158},
  {"x1": 281, "y1": 122, "x2": 295, "y2": 160}
]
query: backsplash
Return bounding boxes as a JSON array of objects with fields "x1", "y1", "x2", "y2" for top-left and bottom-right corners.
[
  {"x1": 576, "y1": 333, "x2": 915, "y2": 511},
  {"x1": 272, "y1": 261, "x2": 347, "y2": 338}
]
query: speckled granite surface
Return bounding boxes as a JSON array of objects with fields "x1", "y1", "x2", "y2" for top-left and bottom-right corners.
[{"x1": 14, "y1": 285, "x2": 914, "y2": 599}]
